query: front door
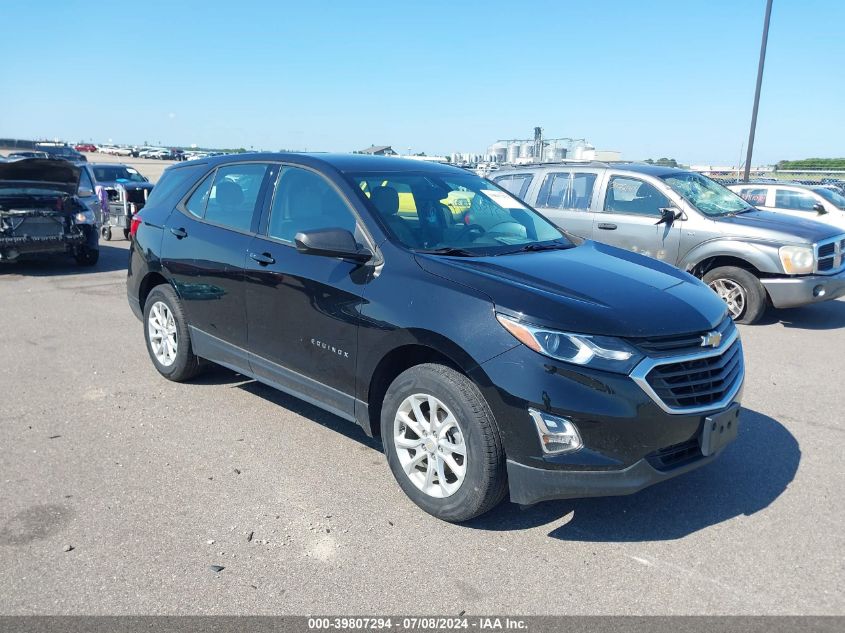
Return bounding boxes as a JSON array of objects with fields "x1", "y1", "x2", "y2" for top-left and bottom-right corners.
[
  {"x1": 160, "y1": 162, "x2": 272, "y2": 368},
  {"x1": 591, "y1": 175, "x2": 682, "y2": 264},
  {"x1": 244, "y1": 164, "x2": 373, "y2": 420}
]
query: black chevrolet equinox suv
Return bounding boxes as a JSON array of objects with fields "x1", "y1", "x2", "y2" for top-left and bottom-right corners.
[{"x1": 127, "y1": 154, "x2": 744, "y2": 521}]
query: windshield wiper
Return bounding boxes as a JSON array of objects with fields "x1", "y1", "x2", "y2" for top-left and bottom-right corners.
[
  {"x1": 728, "y1": 206, "x2": 757, "y2": 216},
  {"x1": 415, "y1": 247, "x2": 480, "y2": 257},
  {"x1": 496, "y1": 241, "x2": 573, "y2": 255}
]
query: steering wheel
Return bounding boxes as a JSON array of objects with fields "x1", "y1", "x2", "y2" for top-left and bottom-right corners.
[{"x1": 455, "y1": 223, "x2": 486, "y2": 242}]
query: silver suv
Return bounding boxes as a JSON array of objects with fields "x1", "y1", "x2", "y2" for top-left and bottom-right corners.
[{"x1": 492, "y1": 163, "x2": 845, "y2": 324}]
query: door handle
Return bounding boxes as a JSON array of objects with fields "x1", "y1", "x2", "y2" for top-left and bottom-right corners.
[
  {"x1": 170, "y1": 227, "x2": 188, "y2": 239},
  {"x1": 249, "y1": 251, "x2": 275, "y2": 265},
  {"x1": 597, "y1": 223, "x2": 617, "y2": 230}
]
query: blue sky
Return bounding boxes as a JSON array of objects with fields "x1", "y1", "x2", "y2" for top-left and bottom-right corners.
[{"x1": 0, "y1": 0, "x2": 842, "y2": 164}]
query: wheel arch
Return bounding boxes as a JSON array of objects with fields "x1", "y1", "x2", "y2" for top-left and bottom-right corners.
[
  {"x1": 362, "y1": 333, "x2": 485, "y2": 438},
  {"x1": 138, "y1": 271, "x2": 172, "y2": 311}
]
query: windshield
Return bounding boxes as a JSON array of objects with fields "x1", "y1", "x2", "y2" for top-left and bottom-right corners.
[
  {"x1": 348, "y1": 171, "x2": 567, "y2": 255},
  {"x1": 36, "y1": 146, "x2": 77, "y2": 157},
  {"x1": 93, "y1": 166, "x2": 146, "y2": 183},
  {"x1": 661, "y1": 172, "x2": 751, "y2": 216},
  {"x1": 812, "y1": 187, "x2": 845, "y2": 209}
]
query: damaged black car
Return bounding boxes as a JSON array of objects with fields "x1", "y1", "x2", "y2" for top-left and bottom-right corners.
[{"x1": 0, "y1": 158, "x2": 99, "y2": 265}]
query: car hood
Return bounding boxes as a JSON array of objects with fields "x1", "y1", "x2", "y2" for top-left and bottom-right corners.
[
  {"x1": 415, "y1": 241, "x2": 727, "y2": 338},
  {"x1": 0, "y1": 158, "x2": 80, "y2": 195},
  {"x1": 716, "y1": 209, "x2": 842, "y2": 243}
]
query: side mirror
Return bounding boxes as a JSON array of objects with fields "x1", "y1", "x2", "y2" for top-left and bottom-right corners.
[
  {"x1": 813, "y1": 203, "x2": 828, "y2": 214},
  {"x1": 295, "y1": 228, "x2": 372, "y2": 263},
  {"x1": 78, "y1": 187, "x2": 94, "y2": 197},
  {"x1": 656, "y1": 207, "x2": 683, "y2": 226}
]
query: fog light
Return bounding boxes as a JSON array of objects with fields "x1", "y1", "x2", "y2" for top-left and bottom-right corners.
[
  {"x1": 813, "y1": 285, "x2": 826, "y2": 298},
  {"x1": 528, "y1": 409, "x2": 583, "y2": 454}
]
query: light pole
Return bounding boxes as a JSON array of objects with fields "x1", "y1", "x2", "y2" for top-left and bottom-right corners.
[{"x1": 743, "y1": 0, "x2": 774, "y2": 182}]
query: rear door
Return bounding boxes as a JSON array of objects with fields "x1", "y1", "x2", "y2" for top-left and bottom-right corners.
[
  {"x1": 160, "y1": 162, "x2": 273, "y2": 369},
  {"x1": 531, "y1": 170, "x2": 600, "y2": 239},
  {"x1": 591, "y1": 174, "x2": 682, "y2": 263}
]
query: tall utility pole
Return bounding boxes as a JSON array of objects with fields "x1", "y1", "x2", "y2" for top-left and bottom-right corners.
[{"x1": 743, "y1": 0, "x2": 774, "y2": 182}]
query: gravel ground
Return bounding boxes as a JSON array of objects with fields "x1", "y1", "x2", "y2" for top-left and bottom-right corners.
[{"x1": 0, "y1": 240, "x2": 843, "y2": 615}]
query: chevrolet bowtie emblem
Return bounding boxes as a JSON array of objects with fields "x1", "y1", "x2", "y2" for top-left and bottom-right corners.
[{"x1": 701, "y1": 331, "x2": 722, "y2": 348}]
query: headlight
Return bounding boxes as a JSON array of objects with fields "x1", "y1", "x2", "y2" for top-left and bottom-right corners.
[
  {"x1": 74, "y1": 210, "x2": 96, "y2": 225},
  {"x1": 779, "y1": 245, "x2": 814, "y2": 274},
  {"x1": 496, "y1": 313, "x2": 643, "y2": 374}
]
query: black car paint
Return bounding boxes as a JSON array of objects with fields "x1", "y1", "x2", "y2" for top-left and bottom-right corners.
[{"x1": 128, "y1": 153, "x2": 739, "y2": 505}]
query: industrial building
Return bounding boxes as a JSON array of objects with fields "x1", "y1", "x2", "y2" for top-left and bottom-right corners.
[{"x1": 483, "y1": 127, "x2": 620, "y2": 165}]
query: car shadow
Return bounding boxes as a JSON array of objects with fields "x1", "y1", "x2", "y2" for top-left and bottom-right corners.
[
  {"x1": 760, "y1": 299, "x2": 845, "y2": 330},
  {"x1": 0, "y1": 243, "x2": 129, "y2": 276},
  {"x1": 237, "y1": 377, "x2": 384, "y2": 451},
  {"x1": 211, "y1": 371, "x2": 799, "y2": 540},
  {"x1": 464, "y1": 408, "x2": 799, "y2": 541}
]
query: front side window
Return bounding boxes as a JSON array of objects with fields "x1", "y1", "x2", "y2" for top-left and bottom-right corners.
[
  {"x1": 537, "y1": 172, "x2": 596, "y2": 211},
  {"x1": 204, "y1": 163, "x2": 270, "y2": 231},
  {"x1": 775, "y1": 189, "x2": 819, "y2": 212},
  {"x1": 268, "y1": 166, "x2": 357, "y2": 243},
  {"x1": 604, "y1": 176, "x2": 668, "y2": 216},
  {"x1": 737, "y1": 188, "x2": 767, "y2": 206},
  {"x1": 348, "y1": 170, "x2": 566, "y2": 255},
  {"x1": 661, "y1": 172, "x2": 750, "y2": 217}
]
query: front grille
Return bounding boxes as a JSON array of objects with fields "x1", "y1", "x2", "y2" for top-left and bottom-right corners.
[
  {"x1": 630, "y1": 317, "x2": 734, "y2": 356},
  {"x1": 815, "y1": 236, "x2": 845, "y2": 274},
  {"x1": 648, "y1": 437, "x2": 702, "y2": 471},
  {"x1": 644, "y1": 339, "x2": 743, "y2": 409}
]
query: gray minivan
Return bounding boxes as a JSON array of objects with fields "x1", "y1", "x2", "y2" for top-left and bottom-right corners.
[{"x1": 492, "y1": 163, "x2": 845, "y2": 324}]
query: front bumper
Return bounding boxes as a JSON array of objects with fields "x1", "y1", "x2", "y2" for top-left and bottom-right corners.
[
  {"x1": 762, "y1": 269, "x2": 845, "y2": 308},
  {"x1": 0, "y1": 225, "x2": 96, "y2": 261},
  {"x1": 471, "y1": 344, "x2": 742, "y2": 506},
  {"x1": 507, "y1": 452, "x2": 718, "y2": 506}
]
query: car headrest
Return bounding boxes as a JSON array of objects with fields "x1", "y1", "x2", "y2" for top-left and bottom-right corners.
[
  {"x1": 215, "y1": 180, "x2": 244, "y2": 208},
  {"x1": 371, "y1": 186, "x2": 400, "y2": 217}
]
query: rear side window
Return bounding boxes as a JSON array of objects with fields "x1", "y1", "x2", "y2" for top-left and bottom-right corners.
[
  {"x1": 145, "y1": 165, "x2": 205, "y2": 209},
  {"x1": 604, "y1": 177, "x2": 669, "y2": 216},
  {"x1": 493, "y1": 174, "x2": 533, "y2": 200},
  {"x1": 737, "y1": 188, "x2": 767, "y2": 206},
  {"x1": 775, "y1": 189, "x2": 817, "y2": 211},
  {"x1": 204, "y1": 164, "x2": 270, "y2": 231},
  {"x1": 536, "y1": 172, "x2": 597, "y2": 210},
  {"x1": 185, "y1": 172, "x2": 215, "y2": 217}
]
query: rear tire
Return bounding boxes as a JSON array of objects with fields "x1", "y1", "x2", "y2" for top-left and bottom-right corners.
[
  {"x1": 381, "y1": 363, "x2": 507, "y2": 522},
  {"x1": 143, "y1": 285, "x2": 205, "y2": 382},
  {"x1": 101, "y1": 226, "x2": 112, "y2": 241},
  {"x1": 703, "y1": 266, "x2": 767, "y2": 324}
]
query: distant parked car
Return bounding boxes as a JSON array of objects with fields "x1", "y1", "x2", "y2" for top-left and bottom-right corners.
[
  {"x1": 90, "y1": 163, "x2": 149, "y2": 187},
  {"x1": 34, "y1": 143, "x2": 86, "y2": 162},
  {"x1": 493, "y1": 163, "x2": 845, "y2": 323},
  {"x1": 75, "y1": 144, "x2": 97, "y2": 153},
  {"x1": 728, "y1": 182, "x2": 845, "y2": 228},
  {"x1": 7, "y1": 151, "x2": 50, "y2": 159}
]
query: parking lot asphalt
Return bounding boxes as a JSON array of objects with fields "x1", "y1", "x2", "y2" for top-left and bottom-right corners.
[{"x1": 0, "y1": 240, "x2": 843, "y2": 615}]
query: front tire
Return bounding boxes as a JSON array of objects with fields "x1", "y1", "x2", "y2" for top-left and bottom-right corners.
[
  {"x1": 703, "y1": 266, "x2": 767, "y2": 324},
  {"x1": 381, "y1": 363, "x2": 507, "y2": 522},
  {"x1": 143, "y1": 285, "x2": 205, "y2": 382},
  {"x1": 74, "y1": 247, "x2": 99, "y2": 266}
]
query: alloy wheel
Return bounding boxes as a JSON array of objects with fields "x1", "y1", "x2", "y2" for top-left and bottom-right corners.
[
  {"x1": 709, "y1": 278, "x2": 747, "y2": 319},
  {"x1": 147, "y1": 301, "x2": 178, "y2": 366},
  {"x1": 393, "y1": 394, "x2": 467, "y2": 498}
]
